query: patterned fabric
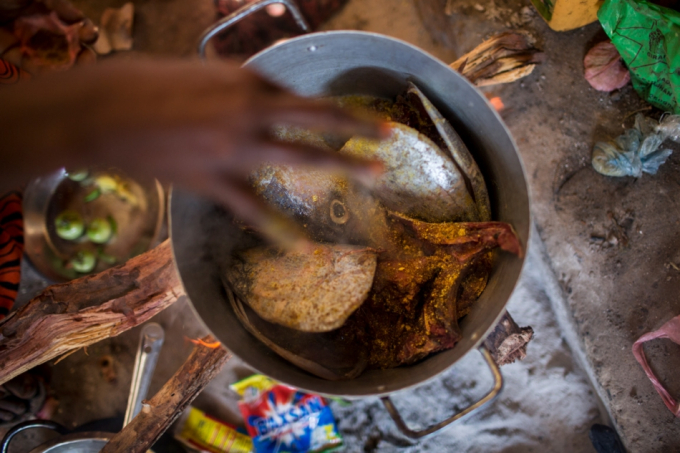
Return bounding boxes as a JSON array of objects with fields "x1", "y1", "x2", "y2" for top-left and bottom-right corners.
[
  {"x1": 0, "y1": 191, "x2": 23, "y2": 318},
  {"x1": 0, "y1": 58, "x2": 30, "y2": 85}
]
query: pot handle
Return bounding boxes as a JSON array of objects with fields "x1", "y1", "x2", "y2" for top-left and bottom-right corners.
[
  {"x1": 380, "y1": 345, "x2": 503, "y2": 439},
  {"x1": 198, "y1": 0, "x2": 310, "y2": 58},
  {"x1": 0, "y1": 420, "x2": 70, "y2": 453}
]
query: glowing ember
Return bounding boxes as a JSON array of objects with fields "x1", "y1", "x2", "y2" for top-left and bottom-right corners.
[
  {"x1": 489, "y1": 96, "x2": 504, "y2": 111},
  {"x1": 186, "y1": 337, "x2": 221, "y2": 349}
]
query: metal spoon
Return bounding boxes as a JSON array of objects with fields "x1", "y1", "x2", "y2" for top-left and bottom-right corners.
[{"x1": 123, "y1": 322, "x2": 164, "y2": 426}]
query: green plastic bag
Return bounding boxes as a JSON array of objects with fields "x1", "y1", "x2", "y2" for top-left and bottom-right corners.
[{"x1": 599, "y1": 0, "x2": 680, "y2": 113}]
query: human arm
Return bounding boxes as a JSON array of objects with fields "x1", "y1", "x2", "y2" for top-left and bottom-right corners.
[{"x1": 0, "y1": 58, "x2": 383, "y2": 234}]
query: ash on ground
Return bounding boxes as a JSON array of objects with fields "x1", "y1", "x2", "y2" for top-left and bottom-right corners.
[{"x1": 330, "y1": 236, "x2": 602, "y2": 452}]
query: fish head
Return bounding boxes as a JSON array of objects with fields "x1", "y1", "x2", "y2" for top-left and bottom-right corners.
[{"x1": 251, "y1": 164, "x2": 390, "y2": 245}]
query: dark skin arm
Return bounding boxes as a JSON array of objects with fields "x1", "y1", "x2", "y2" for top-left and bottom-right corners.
[
  {"x1": 0, "y1": 58, "x2": 384, "y2": 238},
  {"x1": 0, "y1": 0, "x2": 384, "y2": 240}
]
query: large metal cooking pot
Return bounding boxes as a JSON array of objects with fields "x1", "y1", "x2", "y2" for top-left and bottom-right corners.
[{"x1": 170, "y1": 0, "x2": 530, "y2": 438}]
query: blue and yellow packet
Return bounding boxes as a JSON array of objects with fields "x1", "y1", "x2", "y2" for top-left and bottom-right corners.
[{"x1": 230, "y1": 375, "x2": 343, "y2": 453}]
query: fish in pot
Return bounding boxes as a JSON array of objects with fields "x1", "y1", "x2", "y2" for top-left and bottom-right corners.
[{"x1": 223, "y1": 82, "x2": 522, "y2": 379}]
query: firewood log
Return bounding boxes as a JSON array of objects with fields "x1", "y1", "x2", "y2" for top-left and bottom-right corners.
[
  {"x1": 100, "y1": 335, "x2": 230, "y2": 453},
  {"x1": 0, "y1": 240, "x2": 181, "y2": 386}
]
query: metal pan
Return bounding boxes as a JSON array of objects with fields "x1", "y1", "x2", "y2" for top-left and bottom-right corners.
[{"x1": 170, "y1": 1, "x2": 530, "y2": 438}]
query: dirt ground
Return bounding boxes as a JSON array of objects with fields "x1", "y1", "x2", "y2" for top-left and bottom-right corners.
[
  {"x1": 423, "y1": 1, "x2": 680, "y2": 451},
  {"x1": 11, "y1": 0, "x2": 680, "y2": 452}
]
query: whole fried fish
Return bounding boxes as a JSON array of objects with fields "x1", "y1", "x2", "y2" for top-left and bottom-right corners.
[{"x1": 226, "y1": 243, "x2": 377, "y2": 332}]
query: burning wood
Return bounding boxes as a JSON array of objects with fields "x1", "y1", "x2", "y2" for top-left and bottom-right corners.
[
  {"x1": 450, "y1": 31, "x2": 544, "y2": 87},
  {"x1": 101, "y1": 335, "x2": 230, "y2": 453},
  {"x1": 186, "y1": 337, "x2": 221, "y2": 349}
]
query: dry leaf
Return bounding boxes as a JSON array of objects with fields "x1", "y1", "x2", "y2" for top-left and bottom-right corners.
[
  {"x1": 450, "y1": 31, "x2": 544, "y2": 87},
  {"x1": 584, "y1": 41, "x2": 630, "y2": 92}
]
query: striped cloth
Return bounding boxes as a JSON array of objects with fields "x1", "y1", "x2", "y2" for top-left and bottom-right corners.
[
  {"x1": 0, "y1": 192, "x2": 23, "y2": 319},
  {"x1": 0, "y1": 58, "x2": 30, "y2": 85}
]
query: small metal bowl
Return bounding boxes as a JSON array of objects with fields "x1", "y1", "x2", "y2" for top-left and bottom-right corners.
[{"x1": 23, "y1": 168, "x2": 165, "y2": 282}]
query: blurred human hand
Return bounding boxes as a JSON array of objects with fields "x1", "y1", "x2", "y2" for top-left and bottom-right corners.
[{"x1": 0, "y1": 58, "x2": 384, "y2": 235}]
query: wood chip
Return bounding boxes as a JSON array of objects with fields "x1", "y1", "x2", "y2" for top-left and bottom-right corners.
[
  {"x1": 450, "y1": 31, "x2": 544, "y2": 87},
  {"x1": 94, "y1": 2, "x2": 134, "y2": 55}
]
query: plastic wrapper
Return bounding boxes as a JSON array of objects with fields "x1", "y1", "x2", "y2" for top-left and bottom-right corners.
[
  {"x1": 599, "y1": 0, "x2": 680, "y2": 113},
  {"x1": 591, "y1": 114, "x2": 679, "y2": 177},
  {"x1": 231, "y1": 375, "x2": 342, "y2": 453},
  {"x1": 632, "y1": 314, "x2": 680, "y2": 416},
  {"x1": 175, "y1": 406, "x2": 254, "y2": 453}
]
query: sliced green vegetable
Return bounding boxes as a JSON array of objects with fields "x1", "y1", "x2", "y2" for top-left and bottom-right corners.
[
  {"x1": 98, "y1": 250, "x2": 117, "y2": 265},
  {"x1": 94, "y1": 175, "x2": 118, "y2": 193},
  {"x1": 55, "y1": 211, "x2": 84, "y2": 240},
  {"x1": 107, "y1": 215, "x2": 118, "y2": 235},
  {"x1": 115, "y1": 182, "x2": 139, "y2": 205},
  {"x1": 67, "y1": 169, "x2": 89, "y2": 182},
  {"x1": 84, "y1": 188, "x2": 101, "y2": 202},
  {"x1": 87, "y1": 217, "x2": 114, "y2": 244},
  {"x1": 70, "y1": 250, "x2": 96, "y2": 273}
]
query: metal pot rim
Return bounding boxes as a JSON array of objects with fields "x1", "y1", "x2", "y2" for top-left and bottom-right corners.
[{"x1": 171, "y1": 29, "x2": 531, "y2": 399}]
